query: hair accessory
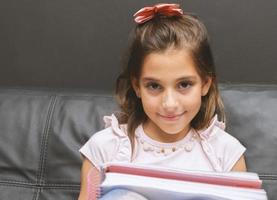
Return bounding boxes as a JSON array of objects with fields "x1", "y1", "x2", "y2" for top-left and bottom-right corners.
[{"x1": 133, "y1": 3, "x2": 183, "y2": 24}]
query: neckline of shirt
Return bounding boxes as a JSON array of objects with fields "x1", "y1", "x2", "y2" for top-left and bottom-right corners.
[{"x1": 135, "y1": 124, "x2": 196, "y2": 148}]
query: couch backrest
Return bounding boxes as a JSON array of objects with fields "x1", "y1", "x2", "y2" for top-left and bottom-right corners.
[
  {"x1": 0, "y1": 84, "x2": 276, "y2": 199},
  {"x1": 0, "y1": 89, "x2": 118, "y2": 199},
  {"x1": 220, "y1": 84, "x2": 277, "y2": 199}
]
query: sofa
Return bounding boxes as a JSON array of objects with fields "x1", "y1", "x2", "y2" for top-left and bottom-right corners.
[{"x1": 0, "y1": 84, "x2": 276, "y2": 200}]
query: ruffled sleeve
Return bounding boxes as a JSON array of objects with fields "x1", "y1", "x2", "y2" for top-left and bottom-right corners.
[
  {"x1": 197, "y1": 115, "x2": 246, "y2": 172},
  {"x1": 103, "y1": 114, "x2": 132, "y2": 162},
  {"x1": 79, "y1": 114, "x2": 132, "y2": 170}
]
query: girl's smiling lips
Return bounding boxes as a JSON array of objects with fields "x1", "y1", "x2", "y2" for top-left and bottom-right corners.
[{"x1": 157, "y1": 111, "x2": 186, "y2": 121}]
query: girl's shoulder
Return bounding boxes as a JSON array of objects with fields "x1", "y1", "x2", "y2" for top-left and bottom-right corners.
[
  {"x1": 197, "y1": 115, "x2": 246, "y2": 171},
  {"x1": 92, "y1": 114, "x2": 129, "y2": 143},
  {"x1": 79, "y1": 114, "x2": 132, "y2": 168},
  {"x1": 197, "y1": 115, "x2": 240, "y2": 145}
]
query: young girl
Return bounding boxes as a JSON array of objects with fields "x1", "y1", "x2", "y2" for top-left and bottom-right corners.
[{"x1": 78, "y1": 3, "x2": 246, "y2": 200}]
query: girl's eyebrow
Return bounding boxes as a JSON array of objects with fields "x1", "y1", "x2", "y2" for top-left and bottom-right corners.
[
  {"x1": 141, "y1": 77, "x2": 160, "y2": 82},
  {"x1": 176, "y1": 76, "x2": 198, "y2": 81},
  {"x1": 141, "y1": 76, "x2": 197, "y2": 82}
]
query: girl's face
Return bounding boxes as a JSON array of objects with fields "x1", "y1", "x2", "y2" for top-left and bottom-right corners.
[{"x1": 132, "y1": 49, "x2": 211, "y2": 143}]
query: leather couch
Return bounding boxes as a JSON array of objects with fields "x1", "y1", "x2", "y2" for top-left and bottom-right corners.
[{"x1": 0, "y1": 84, "x2": 276, "y2": 200}]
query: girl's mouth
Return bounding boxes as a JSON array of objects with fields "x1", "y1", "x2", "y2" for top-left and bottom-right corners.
[{"x1": 158, "y1": 111, "x2": 186, "y2": 121}]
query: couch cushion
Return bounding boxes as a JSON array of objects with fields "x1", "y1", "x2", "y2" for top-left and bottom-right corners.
[
  {"x1": 220, "y1": 84, "x2": 277, "y2": 199},
  {"x1": 0, "y1": 89, "x2": 118, "y2": 199}
]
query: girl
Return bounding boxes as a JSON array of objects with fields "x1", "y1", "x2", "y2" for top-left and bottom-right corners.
[{"x1": 78, "y1": 3, "x2": 246, "y2": 200}]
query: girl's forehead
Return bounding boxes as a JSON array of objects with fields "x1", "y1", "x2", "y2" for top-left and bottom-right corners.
[{"x1": 140, "y1": 49, "x2": 200, "y2": 80}]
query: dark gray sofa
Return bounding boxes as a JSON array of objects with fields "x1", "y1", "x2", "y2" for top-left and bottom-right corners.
[{"x1": 0, "y1": 84, "x2": 276, "y2": 200}]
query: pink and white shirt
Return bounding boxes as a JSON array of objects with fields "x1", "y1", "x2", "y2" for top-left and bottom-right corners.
[{"x1": 79, "y1": 114, "x2": 246, "y2": 172}]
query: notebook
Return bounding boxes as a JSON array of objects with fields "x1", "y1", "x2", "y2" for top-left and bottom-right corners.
[{"x1": 98, "y1": 162, "x2": 267, "y2": 200}]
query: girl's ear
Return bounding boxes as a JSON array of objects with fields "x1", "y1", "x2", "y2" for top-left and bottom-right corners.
[
  {"x1": 201, "y1": 77, "x2": 212, "y2": 96},
  {"x1": 131, "y1": 78, "x2": 141, "y2": 98}
]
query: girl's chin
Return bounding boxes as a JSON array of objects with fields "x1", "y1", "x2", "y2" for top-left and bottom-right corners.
[{"x1": 144, "y1": 117, "x2": 191, "y2": 136}]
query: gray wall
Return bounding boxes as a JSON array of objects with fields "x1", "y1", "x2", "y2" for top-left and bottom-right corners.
[{"x1": 0, "y1": 0, "x2": 276, "y2": 91}]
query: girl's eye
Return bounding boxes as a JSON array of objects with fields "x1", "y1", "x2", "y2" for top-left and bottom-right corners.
[
  {"x1": 146, "y1": 82, "x2": 161, "y2": 90},
  {"x1": 178, "y1": 81, "x2": 192, "y2": 89}
]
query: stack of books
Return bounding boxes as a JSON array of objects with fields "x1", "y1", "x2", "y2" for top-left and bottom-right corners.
[{"x1": 97, "y1": 162, "x2": 268, "y2": 200}]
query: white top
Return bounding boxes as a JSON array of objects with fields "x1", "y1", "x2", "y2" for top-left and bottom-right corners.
[{"x1": 79, "y1": 114, "x2": 246, "y2": 172}]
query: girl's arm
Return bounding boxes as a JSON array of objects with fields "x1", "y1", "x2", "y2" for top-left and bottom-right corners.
[
  {"x1": 231, "y1": 155, "x2": 247, "y2": 171},
  {"x1": 78, "y1": 158, "x2": 100, "y2": 200}
]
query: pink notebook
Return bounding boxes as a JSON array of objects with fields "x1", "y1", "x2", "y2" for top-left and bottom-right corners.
[
  {"x1": 103, "y1": 162, "x2": 262, "y2": 189},
  {"x1": 96, "y1": 163, "x2": 267, "y2": 200},
  {"x1": 97, "y1": 163, "x2": 267, "y2": 200}
]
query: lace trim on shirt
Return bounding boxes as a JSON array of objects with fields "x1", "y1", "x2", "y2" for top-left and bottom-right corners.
[
  {"x1": 103, "y1": 114, "x2": 131, "y2": 162},
  {"x1": 197, "y1": 115, "x2": 226, "y2": 171},
  {"x1": 135, "y1": 125, "x2": 198, "y2": 155}
]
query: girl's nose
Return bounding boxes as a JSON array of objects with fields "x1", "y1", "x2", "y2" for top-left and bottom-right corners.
[{"x1": 161, "y1": 90, "x2": 178, "y2": 111}]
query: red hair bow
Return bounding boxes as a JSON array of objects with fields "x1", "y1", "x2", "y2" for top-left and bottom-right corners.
[{"x1": 133, "y1": 3, "x2": 183, "y2": 24}]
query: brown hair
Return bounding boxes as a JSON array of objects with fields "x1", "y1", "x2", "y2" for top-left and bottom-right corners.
[{"x1": 115, "y1": 14, "x2": 225, "y2": 149}]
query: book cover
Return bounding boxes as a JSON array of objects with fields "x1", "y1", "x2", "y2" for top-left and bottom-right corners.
[{"x1": 98, "y1": 162, "x2": 267, "y2": 200}]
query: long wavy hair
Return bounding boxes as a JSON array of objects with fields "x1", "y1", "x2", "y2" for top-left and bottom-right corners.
[{"x1": 115, "y1": 14, "x2": 225, "y2": 150}]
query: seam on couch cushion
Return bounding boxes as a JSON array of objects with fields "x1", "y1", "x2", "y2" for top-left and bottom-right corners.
[
  {"x1": 32, "y1": 188, "x2": 40, "y2": 200},
  {"x1": 259, "y1": 174, "x2": 277, "y2": 181},
  {"x1": 0, "y1": 180, "x2": 80, "y2": 190},
  {"x1": 30, "y1": 95, "x2": 57, "y2": 200},
  {"x1": 36, "y1": 95, "x2": 57, "y2": 185},
  {"x1": 33, "y1": 95, "x2": 57, "y2": 200}
]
